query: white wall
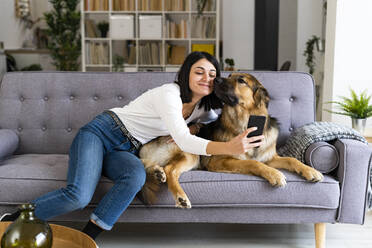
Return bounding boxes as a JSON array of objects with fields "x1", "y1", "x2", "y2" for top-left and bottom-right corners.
[
  {"x1": 0, "y1": 0, "x2": 50, "y2": 49},
  {"x1": 222, "y1": 0, "x2": 323, "y2": 73},
  {"x1": 278, "y1": 0, "x2": 297, "y2": 70},
  {"x1": 322, "y1": 0, "x2": 372, "y2": 135},
  {"x1": 222, "y1": 0, "x2": 254, "y2": 70},
  {"x1": 296, "y1": 0, "x2": 323, "y2": 74}
]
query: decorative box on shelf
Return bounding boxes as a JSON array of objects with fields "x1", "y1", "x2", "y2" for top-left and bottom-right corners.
[
  {"x1": 139, "y1": 15, "x2": 162, "y2": 39},
  {"x1": 110, "y1": 15, "x2": 134, "y2": 39}
]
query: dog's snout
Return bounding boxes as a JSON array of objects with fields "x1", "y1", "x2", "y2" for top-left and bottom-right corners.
[{"x1": 214, "y1": 77, "x2": 223, "y2": 85}]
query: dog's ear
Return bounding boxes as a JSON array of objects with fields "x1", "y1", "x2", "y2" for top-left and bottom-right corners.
[{"x1": 254, "y1": 86, "x2": 270, "y2": 108}]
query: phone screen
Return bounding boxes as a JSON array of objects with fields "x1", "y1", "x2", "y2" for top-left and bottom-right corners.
[{"x1": 247, "y1": 115, "x2": 266, "y2": 141}]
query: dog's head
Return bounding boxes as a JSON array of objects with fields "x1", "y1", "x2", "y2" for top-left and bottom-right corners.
[{"x1": 214, "y1": 73, "x2": 270, "y2": 109}]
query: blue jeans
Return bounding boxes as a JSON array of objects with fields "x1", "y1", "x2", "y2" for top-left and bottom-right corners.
[{"x1": 32, "y1": 113, "x2": 146, "y2": 230}]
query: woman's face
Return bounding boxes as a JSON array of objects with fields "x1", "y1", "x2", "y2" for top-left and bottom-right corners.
[{"x1": 189, "y1": 58, "x2": 217, "y2": 100}]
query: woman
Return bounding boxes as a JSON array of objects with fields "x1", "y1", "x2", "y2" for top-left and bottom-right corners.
[{"x1": 0, "y1": 52, "x2": 264, "y2": 240}]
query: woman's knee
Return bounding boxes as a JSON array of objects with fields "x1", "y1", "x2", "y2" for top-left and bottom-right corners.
[
  {"x1": 127, "y1": 165, "x2": 146, "y2": 190},
  {"x1": 63, "y1": 186, "x2": 92, "y2": 210}
]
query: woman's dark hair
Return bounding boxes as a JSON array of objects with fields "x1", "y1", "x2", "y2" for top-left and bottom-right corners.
[{"x1": 175, "y1": 51, "x2": 223, "y2": 111}]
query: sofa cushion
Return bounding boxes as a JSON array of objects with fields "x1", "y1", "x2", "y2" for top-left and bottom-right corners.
[{"x1": 0, "y1": 154, "x2": 340, "y2": 209}]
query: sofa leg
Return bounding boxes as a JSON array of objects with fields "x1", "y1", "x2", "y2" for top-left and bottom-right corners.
[{"x1": 314, "y1": 223, "x2": 326, "y2": 248}]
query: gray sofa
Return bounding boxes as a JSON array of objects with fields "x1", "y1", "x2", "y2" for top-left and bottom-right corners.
[{"x1": 0, "y1": 71, "x2": 371, "y2": 246}]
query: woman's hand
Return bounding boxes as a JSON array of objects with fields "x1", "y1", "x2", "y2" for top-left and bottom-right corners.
[
  {"x1": 206, "y1": 127, "x2": 265, "y2": 156},
  {"x1": 226, "y1": 127, "x2": 264, "y2": 155},
  {"x1": 189, "y1": 123, "x2": 203, "y2": 135}
]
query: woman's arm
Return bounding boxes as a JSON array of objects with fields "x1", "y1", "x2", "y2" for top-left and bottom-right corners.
[{"x1": 206, "y1": 127, "x2": 264, "y2": 155}]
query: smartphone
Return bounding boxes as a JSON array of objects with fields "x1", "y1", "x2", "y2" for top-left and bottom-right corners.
[{"x1": 247, "y1": 115, "x2": 266, "y2": 142}]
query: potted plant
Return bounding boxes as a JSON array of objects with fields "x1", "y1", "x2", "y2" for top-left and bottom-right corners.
[
  {"x1": 44, "y1": 0, "x2": 81, "y2": 71},
  {"x1": 324, "y1": 88, "x2": 372, "y2": 134},
  {"x1": 112, "y1": 55, "x2": 125, "y2": 72},
  {"x1": 224, "y1": 58, "x2": 235, "y2": 71},
  {"x1": 303, "y1": 35, "x2": 320, "y2": 75},
  {"x1": 97, "y1": 21, "x2": 109, "y2": 38},
  {"x1": 196, "y1": 0, "x2": 208, "y2": 16}
]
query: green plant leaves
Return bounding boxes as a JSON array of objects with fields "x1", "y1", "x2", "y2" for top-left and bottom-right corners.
[
  {"x1": 324, "y1": 89, "x2": 372, "y2": 119},
  {"x1": 44, "y1": 0, "x2": 81, "y2": 71}
]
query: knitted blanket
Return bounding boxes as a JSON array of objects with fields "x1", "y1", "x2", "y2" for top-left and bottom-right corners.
[{"x1": 277, "y1": 121, "x2": 371, "y2": 210}]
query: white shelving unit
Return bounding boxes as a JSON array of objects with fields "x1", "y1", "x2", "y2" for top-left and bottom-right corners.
[{"x1": 81, "y1": 0, "x2": 220, "y2": 72}]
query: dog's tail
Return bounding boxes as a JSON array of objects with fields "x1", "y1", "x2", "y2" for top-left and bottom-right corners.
[{"x1": 136, "y1": 178, "x2": 161, "y2": 206}]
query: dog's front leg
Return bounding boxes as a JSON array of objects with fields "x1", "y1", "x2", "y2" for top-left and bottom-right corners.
[
  {"x1": 141, "y1": 159, "x2": 167, "y2": 184},
  {"x1": 164, "y1": 153, "x2": 199, "y2": 209},
  {"x1": 207, "y1": 157, "x2": 286, "y2": 187},
  {"x1": 267, "y1": 155, "x2": 323, "y2": 182}
]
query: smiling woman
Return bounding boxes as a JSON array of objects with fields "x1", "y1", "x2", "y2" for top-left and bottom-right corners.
[{"x1": 1, "y1": 51, "x2": 261, "y2": 241}]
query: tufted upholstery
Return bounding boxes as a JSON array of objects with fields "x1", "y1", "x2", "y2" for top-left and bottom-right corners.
[
  {"x1": 0, "y1": 71, "x2": 315, "y2": 154},
  {"x1": 0, "y1": 71, "x2": 371, "y2": 227}
]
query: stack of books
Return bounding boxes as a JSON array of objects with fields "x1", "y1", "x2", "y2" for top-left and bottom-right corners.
[
  {"x1": 165, "y1": 0, "x2": 188, "y2": 11},
  {"x1": 167, "y1": 44, "x2": 186, "y2": 65},
  {"x1": 191, "y1": 16, "x2": 216, "y2": 38},
  {"x1": 112, "y1": 0, "x2": 135, "y2": 11},
  {"x1": 84, "y1": 0, "x2": 109, "y2": 11},
  {"x1": 85, "y1": 42, "x2": 109, "y2": 65},
  {"x1": 85, "y1": 20, "x2": 99, "y2": 38},
  {"x1": 139, "y1": 0, "x2": 162, "y2": 11},
  {"x1": 139, "y1": 42, "x2": 163, "y2": 65},
  {"x1": 165, "y1": 18, "x2": 188, "y2": 38}
]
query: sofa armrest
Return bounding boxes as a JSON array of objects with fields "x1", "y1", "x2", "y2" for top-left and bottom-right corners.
[
  {"x1": 334, "y1": 139, "x2": 372, "y2": 224},
  {"x1": 305, "y1": 141, "x2": 339, "y2": 173},
  {"x1": 0, "y1": 129, "x2": 19, "y2": 161}
]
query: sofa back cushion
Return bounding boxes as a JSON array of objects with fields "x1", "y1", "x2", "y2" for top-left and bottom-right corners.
[{"x1": 0, "y1": 71, "x2": 315, "y2": 154}]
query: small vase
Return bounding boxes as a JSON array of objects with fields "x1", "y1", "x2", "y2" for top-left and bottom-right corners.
[
  {"x1": 351, "y1": 118, "x2": 366, "y2": 134},
  {"x1": 1, "y1": 203, "x2": 53, "y2": 248}
]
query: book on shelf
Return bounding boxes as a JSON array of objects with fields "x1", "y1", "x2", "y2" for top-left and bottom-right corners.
[
  {"x1": 167, "y1": 44, "x2": 186, "y2": 65},
  {"x1": 85, "y1": 19, "x2": 99, "y2": 38},
  {"x1": 139, "y1": 0, "x2": 162, "y2": 11},
  {"x1": 128, "y1": 42, "x2": 137, "y2": 64},
  {"x1": 165, "y1": 18, "x2": 187, "y2": 38},
  {"x1": 139, "y1": 15, "x2": 162, "y2": 39},
  {"x1": 139, "y1": 42, "x2": 162, "y2": 65},
  {"x1": 112, "y1": 0, "x2": 135, "y2": 11},
  {"x1": 110, "y1": 15, "x2": 134, "y2": 39},
  {"x1": 191, "y1": 16, "x2": 216, "y2": 39},
  {"x1": 84, "y1": 0, "x2": 109, "y2": 11},
  {"x1": 112, "y1": 40, "x2": 136, "y2": 64},
  {"x1": 191, "y1": 43, "x2": 215, "y2": 56},
  {"x1": 165, "y1": 0, "x2": 188, "y2": 11},
  {"x1": 85, "y1": 42, "x2": 109, "y2": 65}
]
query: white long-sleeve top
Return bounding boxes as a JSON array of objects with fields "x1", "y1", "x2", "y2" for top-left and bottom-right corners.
[{"x1": 110, "y1": 83, "x2": 219, "y2": 155}]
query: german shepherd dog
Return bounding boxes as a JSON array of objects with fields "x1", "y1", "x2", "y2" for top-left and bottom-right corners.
[{"x1": 139, "y1": 73, "x2": 323, "y2": 208}]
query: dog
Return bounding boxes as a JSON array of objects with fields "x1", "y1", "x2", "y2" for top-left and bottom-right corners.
[{"x1": 139, "y1": 73, "x2": 323, "y2": 208}]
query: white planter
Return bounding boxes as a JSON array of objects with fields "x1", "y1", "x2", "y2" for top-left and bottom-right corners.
[{"x1": 351, "y1": 118, "x2": 367, "y2": 134}]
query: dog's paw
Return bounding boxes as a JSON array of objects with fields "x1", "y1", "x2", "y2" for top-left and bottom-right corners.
[
  {"x1": 302, "y1": 167, "x2": 324, "y2": 182},
  {"x1": 175, "y1": 194, "x2": 192, "y2": 209},
  {"x1": 267, "y1": 170, "x2": 287, "y2": 187},
  {"x1": 152, "y1": 166, "x2": 167, "y2": 183}
]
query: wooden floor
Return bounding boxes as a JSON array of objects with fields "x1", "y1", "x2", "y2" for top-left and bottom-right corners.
[{"x1": 61, "y1": 211, "x2": 372, "y2": 248}]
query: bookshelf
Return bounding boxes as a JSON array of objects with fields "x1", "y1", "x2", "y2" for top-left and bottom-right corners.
[{"x1": 81, "y1": 0, "x2": 220, "y2": 72}]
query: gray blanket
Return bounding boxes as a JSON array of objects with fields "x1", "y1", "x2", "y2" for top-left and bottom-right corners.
[{"x1": 277, "y1": 122, "x2": 371, "y2": 210}]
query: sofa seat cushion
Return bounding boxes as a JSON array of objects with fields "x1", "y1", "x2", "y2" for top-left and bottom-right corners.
[{"x1": 0, "y1": 154, "x2": 340, "y2": 209}]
